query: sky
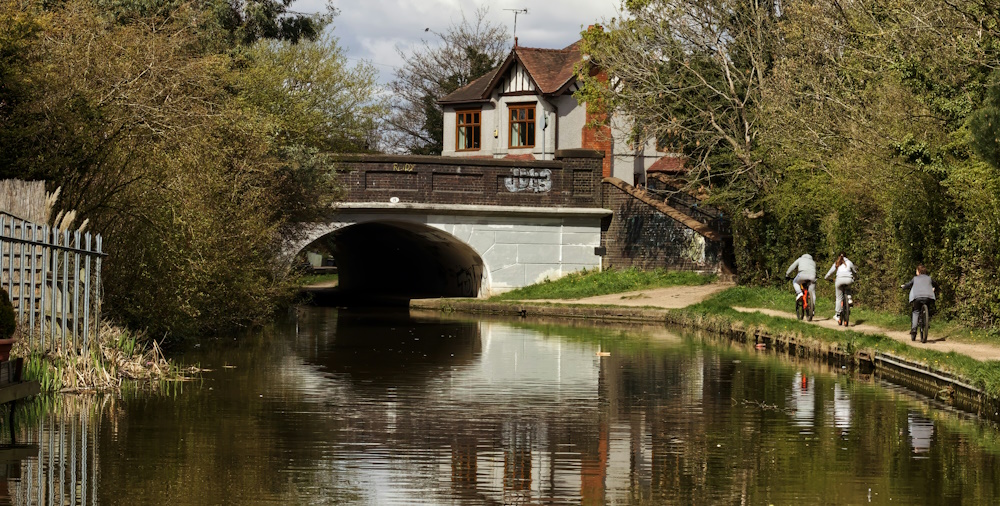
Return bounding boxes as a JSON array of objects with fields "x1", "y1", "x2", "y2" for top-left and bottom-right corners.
[{"x1": 293, "y1": 0, "x2": 624, "y2": 83}]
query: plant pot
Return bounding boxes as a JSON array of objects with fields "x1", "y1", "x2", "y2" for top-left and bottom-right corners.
[{"x1": 0, "y1": 338, "x2": 16, "y2": 362}]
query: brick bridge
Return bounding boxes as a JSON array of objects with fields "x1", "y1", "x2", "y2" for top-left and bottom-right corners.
[{"x1": 292, "y1": 150, "x2": 731, "y2": 300}]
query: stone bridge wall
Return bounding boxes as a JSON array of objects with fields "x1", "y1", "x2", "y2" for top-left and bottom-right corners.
[{"x1": 334, "y1": 150, "x2": 604, "y2": 208}]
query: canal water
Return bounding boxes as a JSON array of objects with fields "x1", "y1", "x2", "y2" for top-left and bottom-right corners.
[{"x1": 3, "y1": 306, "x2": 1000, "y2": 505}]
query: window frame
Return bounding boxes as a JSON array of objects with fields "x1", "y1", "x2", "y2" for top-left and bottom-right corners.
[
  {"x1": 455, "y1": 109, "x2": 482, "y2": 152},
  {"x1": 508, "y1": 103, "x2": 537, "y2": 149}
]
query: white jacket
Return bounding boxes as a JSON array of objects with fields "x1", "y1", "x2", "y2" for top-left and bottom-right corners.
[{"x1": 824, "y1": 258, "x2": 857, "y2": 284}]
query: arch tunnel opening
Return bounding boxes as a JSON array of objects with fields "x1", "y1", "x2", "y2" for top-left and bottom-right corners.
[{"x1": 304, "y1": 221, "x2": 486, "y2": 306}]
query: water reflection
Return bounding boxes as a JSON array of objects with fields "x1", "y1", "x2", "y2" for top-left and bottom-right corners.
[
  {"x1": 0, "y1": 309, "x2": 996, "y2": 504},
  {"x1": 313, "y1": 309, "x2": 481, "y2": 388},
  {"x1": 907, "y1": 412, "x2": 935, "y2": 456},
  {"x1": 3, "y1": 400, "x2": 98, "y2": 506}
]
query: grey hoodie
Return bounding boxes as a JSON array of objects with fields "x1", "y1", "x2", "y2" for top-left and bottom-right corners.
[
  {"x1": 902, "y1": 274, "x2": 938, "y2": 302},
  {"x1": 785, "y1": 254, "x2": 816, "y2": 281}
]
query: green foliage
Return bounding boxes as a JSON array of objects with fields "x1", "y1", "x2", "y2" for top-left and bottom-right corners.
[
  {"x1": 97, "y1": 0, "x2": 330, "y2": 45},
  {"x1": 970, "y1": 74, "x2": 1000, "y2": 170},
  {"x1": 1, "y1": 0, "x2": 383, "y2": 339},
  {"x1": 577, "y1": 0, "x2": 780, "y2": 200},
  {"x1": 22, "y1": 353, "x2": 63, "y2": 392},
  {"x1": 489, "y1": 268, "x2": 716, "y2": 301},
  {"x1": 722, "y1": 0, "x2": 1000, "y2": 330}
]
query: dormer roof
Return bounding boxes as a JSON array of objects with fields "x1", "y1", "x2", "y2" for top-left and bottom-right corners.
[{"x1": 438, "y1": 40, "x2": 583, "y2": 106}]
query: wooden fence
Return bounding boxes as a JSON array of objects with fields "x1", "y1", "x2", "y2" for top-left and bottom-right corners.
[{"x1": 0, "y1": 213, "x2": 104, "y2": 354}]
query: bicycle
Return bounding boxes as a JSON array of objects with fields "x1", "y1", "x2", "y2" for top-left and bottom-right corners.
[
  {"x1": 912, "y1": 300, "x2": 930, "y2": 343},
  {"x1": 795, "y1": 280, "x2": 814, "y2": 322},
  {"x1": 838, "y1": 284, "x2": 853, "y2": 327}
]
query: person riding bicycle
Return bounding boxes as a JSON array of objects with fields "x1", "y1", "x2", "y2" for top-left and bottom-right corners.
[
  {"x1": 901, "y1": 264, "x2": 939, "y2": 340},
  {"x1": 824, "y1": 252, "x2": 858, "y2": 325},
  {"x1": 785, "y1": 253, "x2": 817, "y2": 310}
]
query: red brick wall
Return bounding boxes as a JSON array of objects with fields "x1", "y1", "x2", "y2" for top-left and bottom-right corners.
[{"x1": 581, "y1": 70, "x2": 613, "y2": 178}]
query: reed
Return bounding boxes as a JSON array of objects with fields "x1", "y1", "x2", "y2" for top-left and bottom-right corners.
[{"x1": 16, "y1": 322, "x2": 195, "y2": 393}]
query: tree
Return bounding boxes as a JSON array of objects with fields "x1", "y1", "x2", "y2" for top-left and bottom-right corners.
[
  {"x1": 96, "y1": 0, "x2": 331, "y2": 46},
  {"x1": 386, "y1": 6, "x2": 508, "y2": 154},
  {"x1": 577, "y1": 0, "x2": 781, "y2": 203},
  {"x1": 1, "y1": 0, "x2": 385, "y2": 337}
]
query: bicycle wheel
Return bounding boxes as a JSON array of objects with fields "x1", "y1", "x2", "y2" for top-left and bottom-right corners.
[
  {"x1": 920, "y1": 304, "x2": 929, "y2": 343},
  {"x1": 807, "y1": 299, "x2": 814, "y2": 322},
  {"x1": 796, "y1": 296, "x2": 804, "y2": 320},
  {"x1": 842, "y1": 294, "x2": 850, "y2": 327}
]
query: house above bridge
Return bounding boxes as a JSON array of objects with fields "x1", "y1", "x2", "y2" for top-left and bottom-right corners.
[{"x1": 437, "y1": 37, "x2": 684, "y2": 186}]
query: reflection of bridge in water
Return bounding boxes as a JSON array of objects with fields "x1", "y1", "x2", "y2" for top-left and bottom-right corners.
[
  {"x1": 0, "y1": 315, "x2": 915, "y2": 504},
  {"x1": 291, "y1": 311, "x2": 869, "y2": 504}
]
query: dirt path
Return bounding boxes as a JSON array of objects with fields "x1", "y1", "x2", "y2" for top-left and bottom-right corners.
[
  {"x1": 732, "y1": 307, "x2": 1000, "y2": 362},
  {"x1": 525, "y1": 282, "x2": 734, "y2": 309}
]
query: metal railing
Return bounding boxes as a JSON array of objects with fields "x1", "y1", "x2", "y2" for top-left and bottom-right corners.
[{"x1": 0, "y1": 213, "x2": 105, "y2": 355}]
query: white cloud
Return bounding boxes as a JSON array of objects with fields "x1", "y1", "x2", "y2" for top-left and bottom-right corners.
[{"x1": 295, "y1": 0, "x2": 622, "y2": 82}]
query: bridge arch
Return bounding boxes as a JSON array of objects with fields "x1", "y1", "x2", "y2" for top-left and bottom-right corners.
[
  {"x1": 290, "y1": 204, "x2": 609, "y2": 299},
  {"x1": 327, "y1": 220, "x2": 487, "y2": 299}
]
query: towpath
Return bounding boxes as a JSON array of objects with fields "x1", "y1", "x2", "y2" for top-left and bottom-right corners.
[{"x1": 520, "y1": 283, "x2": 1000, "y2": 362}]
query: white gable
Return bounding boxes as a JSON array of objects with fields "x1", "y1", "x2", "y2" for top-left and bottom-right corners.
[{"x1": 499, "y1": 62, "x2": 537, "y2": 94}]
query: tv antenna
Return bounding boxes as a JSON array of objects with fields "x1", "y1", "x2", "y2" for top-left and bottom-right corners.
[{"x1": 504, "y1": 8, "x2": 528, "y2": 44}]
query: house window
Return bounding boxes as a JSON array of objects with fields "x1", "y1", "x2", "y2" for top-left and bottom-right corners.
[
  {"x1": 456, "y1": 110, "x2": 481, "y2": 151},
  {"x1": 508, "y1": 103, "x2": 536, "y2": 148}
]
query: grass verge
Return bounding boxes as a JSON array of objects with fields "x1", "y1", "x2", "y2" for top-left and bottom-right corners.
[
  {"x1": 709, "y1": 285, "x2": 1000, "y2": 344},
  {"x1": 298, "y1": 273, "x2": 339, "y2": 287},
  {"x1": 489, "y1": 267, "x2": 716, "y2": 301}
]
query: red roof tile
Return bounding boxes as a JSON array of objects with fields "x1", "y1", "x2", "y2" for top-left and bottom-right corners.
[
  {"x1": 512, "y1": 44, "x2": 581, "y2": 94},
  {"x1": 647, "y1": 155, "x2": 687, "y2": 173},
  {"x1": 439, "y1": 40, "x2": 584, "y2": 104}
]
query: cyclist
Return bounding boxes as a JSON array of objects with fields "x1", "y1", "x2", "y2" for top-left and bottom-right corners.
[
  {"x1": 824, "y1": 252, "x2": 858, "y2": 325},
  {"x1": 901, "y1": 264, "x2": 939, "y2": 340},
  {"x1": 785, "y1": 253, "x2": 817, "y2": 311}
]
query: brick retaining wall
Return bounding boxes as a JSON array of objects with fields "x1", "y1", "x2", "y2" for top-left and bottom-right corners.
[{"x1": 601, "y1": 179, "x2": 728, "y2": 272}]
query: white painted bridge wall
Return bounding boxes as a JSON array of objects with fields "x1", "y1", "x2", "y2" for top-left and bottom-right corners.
[{"x1": 297, "y1": 208, "x2": 605, "y2": 297}]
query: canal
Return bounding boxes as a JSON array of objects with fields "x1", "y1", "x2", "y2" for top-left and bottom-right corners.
[{"x1": 3, "y1": 306, "x2": 1000, "y2": 505}]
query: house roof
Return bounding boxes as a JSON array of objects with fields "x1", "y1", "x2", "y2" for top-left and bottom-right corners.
[
  {"x1": 437, "y1": 67, "x2": 501, "y2": 106},
  {"x1": 647, "y1": 155, "x2": 687, "y2": 173},
  {"x1": 439, "y1": 40, "x2": 583, "y2": 105}
]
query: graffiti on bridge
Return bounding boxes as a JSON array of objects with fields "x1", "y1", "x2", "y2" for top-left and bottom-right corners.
[
  {"x1": 455, "y1": 265, "x2": 482, "y2": 297},
  {"x1": 504, "y1": 168, "x2": 551, "y2": 193}
]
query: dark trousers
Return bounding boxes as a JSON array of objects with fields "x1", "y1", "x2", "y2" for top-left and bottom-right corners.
[{"x1": 911, "y1": 298, "x2": 935, "y2": 334}]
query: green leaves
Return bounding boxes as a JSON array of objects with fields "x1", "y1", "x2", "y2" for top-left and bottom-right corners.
[{"x1": 0, "y1": 0, "x2": 383, "y2": 339}]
